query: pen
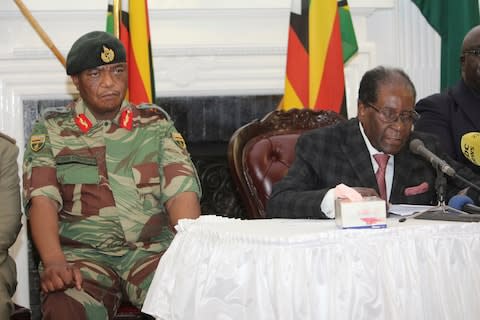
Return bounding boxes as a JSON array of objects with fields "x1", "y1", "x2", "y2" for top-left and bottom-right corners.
[{"x1": 399, "y1": 211, "x2": 420, "y2": 222}]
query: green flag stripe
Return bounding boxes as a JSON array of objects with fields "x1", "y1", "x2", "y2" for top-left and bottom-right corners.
[{"x1": 339, "y1": 5, "x2": 358, "y2": 62}]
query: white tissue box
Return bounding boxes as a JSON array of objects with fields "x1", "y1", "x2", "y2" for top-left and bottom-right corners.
[{"x1": 335, "y1": 196, "x2": 387, "y2": 229}]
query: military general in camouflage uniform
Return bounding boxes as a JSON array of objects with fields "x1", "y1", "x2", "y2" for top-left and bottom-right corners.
[{"x1": 23, "y1": 31, "x2": 202, "y2": 320}]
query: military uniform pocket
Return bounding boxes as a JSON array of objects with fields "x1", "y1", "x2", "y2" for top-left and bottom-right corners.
[
  {"x1": 132, "y1": 162, "x2": 161, "y2": 209},
  {"x1": 56, "y1": 155, "x2": 100, "y2": 184}
]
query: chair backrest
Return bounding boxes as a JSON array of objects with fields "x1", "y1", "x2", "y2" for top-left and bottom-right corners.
[{"x1": 228, "y1": 109, "x2": 345, "y2": 219}]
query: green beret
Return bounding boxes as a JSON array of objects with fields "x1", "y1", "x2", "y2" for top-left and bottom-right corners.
[{"x1": 66, "y1": 31, "x2": 126, "y2": 75}]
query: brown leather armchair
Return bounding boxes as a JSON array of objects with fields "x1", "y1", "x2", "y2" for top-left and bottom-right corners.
[{"x1": 228, "y1": 109, "x2": 345, "y2": 219}]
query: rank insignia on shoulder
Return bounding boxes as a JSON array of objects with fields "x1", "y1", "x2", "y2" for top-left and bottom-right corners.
[
  {"x1": 172, "y1": 132, "x2": 186, "y2": 149},
  {"x1": 120, "y1": 109, "x2": 133, "y2": 131},
  {"x1": 75, "y1": 114, "x2": 92, "y2": 133},
  {"x1": 30, "y1": 134, "x2": 46, "y2": 152}
]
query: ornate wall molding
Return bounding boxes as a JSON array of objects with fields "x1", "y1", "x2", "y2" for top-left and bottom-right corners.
[{"x1": 0, "y1": 0, "x2": 398, "y2": 101}]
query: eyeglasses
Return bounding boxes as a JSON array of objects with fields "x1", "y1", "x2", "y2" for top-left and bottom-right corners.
[
  {"x1": 463, "y1": 49, "x2": 480, "y2": 56},
  {"x1": 366, "y1": 102, "x2": 420, "y2": 124}
]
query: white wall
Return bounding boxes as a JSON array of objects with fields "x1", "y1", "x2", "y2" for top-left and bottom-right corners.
[{"x1": 0, "y1": 0, "x2": 440, "y2": 308}]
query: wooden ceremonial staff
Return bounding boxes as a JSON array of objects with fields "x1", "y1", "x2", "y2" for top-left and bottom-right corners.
[{"x1": 13, "y1": 0, "x2": 66, "y2": 68}]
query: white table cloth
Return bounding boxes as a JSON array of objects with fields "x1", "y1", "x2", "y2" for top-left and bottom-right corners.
[{"x1": 142, "y1": 215, "x2": 480, "y2": 320}]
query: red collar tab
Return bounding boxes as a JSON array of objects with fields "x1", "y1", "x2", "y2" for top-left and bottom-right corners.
[
  {"x1": 74, "y1": 114, "x2": 92, "y2": 133},
  {"x1": 120, "y1": 109, "x2": 133, "y2": 131}
]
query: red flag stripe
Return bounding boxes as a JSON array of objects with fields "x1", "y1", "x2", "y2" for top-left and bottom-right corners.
[
  {"x1": 285, "y1": 26, "x2": 310, "y2": 107},
  {"x1": 121, "y1": 17, "x2": 150, "y2": 104},
  {"x1": 314, "y1": 11, "x2": 345, "y2": 111}
]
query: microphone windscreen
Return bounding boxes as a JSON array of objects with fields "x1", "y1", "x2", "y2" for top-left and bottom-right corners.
[
  {"x1": 461, "y1": 132, "x2": 480, "y2": 166},
  {"x1": 448, "y1": 195, "x2": 474, "y2": 210},
  {"x1": 409, "y1": 139, "x2": 424, "y2": 154}
]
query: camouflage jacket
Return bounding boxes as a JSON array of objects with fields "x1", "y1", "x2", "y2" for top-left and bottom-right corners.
[{"x1": 23, "y1": 99, "x2": 201, "y2": 255}]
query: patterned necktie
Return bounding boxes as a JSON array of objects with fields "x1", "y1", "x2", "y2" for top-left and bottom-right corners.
[{"x1": 373, "y1": 154, "x2": 390, "y2": 200}]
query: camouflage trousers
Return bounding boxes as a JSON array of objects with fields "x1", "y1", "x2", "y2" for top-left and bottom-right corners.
[{"x1": 40, "y1": 246, "x2": 164, "y2": 320}]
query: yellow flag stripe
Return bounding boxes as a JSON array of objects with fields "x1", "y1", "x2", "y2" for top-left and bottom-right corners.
[
  {"x1": 283, "y1": 78, "x2": 304, "y2": 111},
  {"x1": 309, "y1": 0, "x2": 336, "y2": 107},
  {"x1": 129, "y1": 1, "x2": 153, "y2": 101}
]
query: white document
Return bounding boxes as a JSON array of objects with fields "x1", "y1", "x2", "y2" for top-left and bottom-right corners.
[{"x1": 389, "y1": 204, "x2": 434, "y2": 216}]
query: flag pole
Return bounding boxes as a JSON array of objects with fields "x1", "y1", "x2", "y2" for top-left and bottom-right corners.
[
  {"x1": 112, "y1": 0, "x2": 121, "y2": 38},
  {"x1": 13, "y1": 0, "x2": 66, "y2": 68},
  {"x1": 276, "y1": 97, "x2": 284, "y2": 110}
]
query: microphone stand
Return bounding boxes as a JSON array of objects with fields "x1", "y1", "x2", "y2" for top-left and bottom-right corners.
[
  {"x1": 416, "y1": 168, "x2": 480, "y2": 221},
  {"x1": 409, "y1": 138, "x2": 480, "y2": 221},
  {"x1": 435, "y1": 167, "x2": 447, "y2": 209},
  {"x1": 432, "y1": 168, "x2": 464, "y2": 215}
]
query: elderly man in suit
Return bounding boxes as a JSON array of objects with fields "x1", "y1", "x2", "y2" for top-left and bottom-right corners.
[
  {"x1": 415, "y1": 25, "x2": 480, "y2": 175},
  {"x1": 267, "y1": 66, "x2": 480, "y2": 219}
]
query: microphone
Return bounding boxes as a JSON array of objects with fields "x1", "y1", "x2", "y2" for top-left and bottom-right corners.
[
  {"x1": 448, "y1": 195, "x2": 474, "y2": 210},
  {"x1": 461, "y1": 132, "x2": 480, "y2": 166},
  {"x1": 409, "y1": 139, "x2": 456, "y2": 177},
  {"x1": 448, "y1": 195, "x2": 480, "y2": 214}
]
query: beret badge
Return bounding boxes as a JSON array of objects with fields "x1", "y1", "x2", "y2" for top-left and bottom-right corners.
[{"x1": 101, "y1": 45, "x2": 115, "y2": 63}]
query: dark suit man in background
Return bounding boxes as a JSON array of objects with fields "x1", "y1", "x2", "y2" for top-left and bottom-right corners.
[
  {"x1": 415, "y1": 25, "x2": 480, "y2": 174},
  {"x1": 267, "y1": 66, "x2": 480, "y2": 219}
]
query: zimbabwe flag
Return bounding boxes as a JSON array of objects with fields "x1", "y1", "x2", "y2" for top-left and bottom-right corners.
[
  {"x1": 107, "y1": 0, "x2": 155, "y2": 104},
  {"x1": 282, "y1": 0, "x2": 358, "y2": 114}
]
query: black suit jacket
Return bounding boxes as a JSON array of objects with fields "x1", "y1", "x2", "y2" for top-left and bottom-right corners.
[
  {"x1": 266, "y1": 118, "x2": 480, "y2": 219},
  {"x1": 415, "y1": 79, "x2": 480, "y2": 174}
]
